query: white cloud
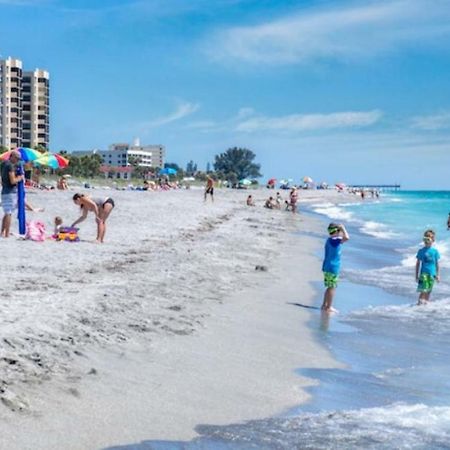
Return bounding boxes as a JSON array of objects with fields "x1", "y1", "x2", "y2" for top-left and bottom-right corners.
[
  {"x1": 144, "y1": 102, "x2": 199, "y2": 128},
  {"x1": 411, "y1": 112, "x2": 450, "y2": 130},
  {"x1": 236, "y1": 110, "x2": 383, "y2": 132},
  {"x1": 209, "y1": 0, "x2": 450, "y2": 65},
  {"x1": 186, "y1": 108, "x2": 382, "y2": 133}
]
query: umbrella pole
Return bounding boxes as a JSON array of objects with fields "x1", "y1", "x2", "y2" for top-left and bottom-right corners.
[{"x1": 17, "y1": 163, "x2": 26, "y2": 235}]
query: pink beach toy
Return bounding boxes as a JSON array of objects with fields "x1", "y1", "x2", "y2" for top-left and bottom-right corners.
[{"x1": 25, "y1": 220, "x2": 46, "y2": 242}]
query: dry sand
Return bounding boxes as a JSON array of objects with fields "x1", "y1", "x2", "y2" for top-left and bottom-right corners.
[{"x1": 0, "y1": 186, "x2": 349, "y2": 449}]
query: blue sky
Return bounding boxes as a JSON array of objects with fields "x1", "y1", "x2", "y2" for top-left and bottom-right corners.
[{"x1": 1, "y1": 0, "x2": 450, "y2": 188}]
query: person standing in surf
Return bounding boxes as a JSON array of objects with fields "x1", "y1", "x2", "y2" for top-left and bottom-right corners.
[
  {"x1": 71, "y1": 193, "x2": 115, "y2": 243},
  {"x1": 416, "y1": 229, "x2": 440, "y2": 305},
  {"x1": 321, "y1": 223, "x2": 350, "y2": 313}
]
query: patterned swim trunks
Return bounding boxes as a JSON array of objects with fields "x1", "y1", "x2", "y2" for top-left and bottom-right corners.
[
  {"x1": 417, "y1": 273, "x2": 435, "y2": 293},
  {"x1": 324, "y1": 272, "x2": 339, "y2": 288},
  {"x1": 1, "y1": 193, "x2": 17, "y2": 215}
]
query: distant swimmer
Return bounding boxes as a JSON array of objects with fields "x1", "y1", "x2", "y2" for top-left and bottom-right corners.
[
  {"x1": 447, "y1": 213, "x2": 450, "y2": 230},
  {"x1": 416, "y1": 229, "x2": 440, "y2": 305},
  {"x1": 321, "y1": 223, "x2": 350, "y2": 313}
]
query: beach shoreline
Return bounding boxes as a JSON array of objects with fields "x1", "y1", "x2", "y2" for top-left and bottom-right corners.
[{"x1": 0, "y1": 187, "x2": 351, "y2": 449}]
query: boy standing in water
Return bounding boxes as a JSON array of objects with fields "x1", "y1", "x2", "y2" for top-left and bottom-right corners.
[
  {"x1": 416, "y1": 229, "x2": 440, "y2": 305},
  {"x1": 321, "y1": 223, "x2": 350, "y2": 313}
]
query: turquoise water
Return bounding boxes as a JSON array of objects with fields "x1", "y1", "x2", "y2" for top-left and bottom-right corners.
[{"x1": 105, "y1": 191, "x2": 450, "y2": 449}]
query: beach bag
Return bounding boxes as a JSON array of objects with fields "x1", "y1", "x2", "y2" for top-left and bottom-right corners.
[{"x1": 26, "y1": 220, "x2": 46, "y2": 242}]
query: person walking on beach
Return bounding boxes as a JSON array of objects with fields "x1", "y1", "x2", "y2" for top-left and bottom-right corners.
[
  {"x1": 1, "y1": 150, "x2": 24, "y2": 238},
  {"x1": 204, "y1": 175, "x2": 214, "y2": 202},
  {"x1": 321, "y1": 223, "x2": 350, "y2": 313},
  {"x1": 71, "y1": 193, "x2": 115, "y2": 243},
  {"x1": 416, "y1": 229, "x2": 440, "y2": 305}
]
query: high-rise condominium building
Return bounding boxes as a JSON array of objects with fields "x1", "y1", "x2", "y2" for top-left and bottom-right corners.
[{"x1": 0, "y1": 57, "x2": 50, "y2": 150}]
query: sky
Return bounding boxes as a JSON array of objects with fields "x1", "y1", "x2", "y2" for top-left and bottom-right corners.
[{"x1": 1, "y1": 0, "x2": 450, "y2": 189}]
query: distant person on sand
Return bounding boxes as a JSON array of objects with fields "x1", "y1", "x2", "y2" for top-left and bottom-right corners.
[
  {"x1": 57, "y1": 176, "x2": 69, "y2": 190},
  {"x1": 246, "y1": 195, "x2": 255, "y2": 206},
  {"x1": 25, "y1": 201, "x2": 44, "y2": 212},
  {"x1": 264, "y1": 196, "x2": 275, "y2": 209},
  {"x1": 204, "y1": 175, "x2": 214, "y2": 202},
  {"x1": 71, "y1": 193, "x2": 115, "y2": 243},
  {"x1": 1, "y1": 150, "x2": 24, "y2": 237},
  {"x1": 276, "y1": 192, "x2": 283, "y2": 209},
  {"x1": 289, "y1": 187, "x2": 298, "y2": 213},
  {"x1": 416, "y1": 229, "x2": 440, "y2": 305},
  {"x1": 321, "y1": 223, "x2": 350, "y2": 313}
]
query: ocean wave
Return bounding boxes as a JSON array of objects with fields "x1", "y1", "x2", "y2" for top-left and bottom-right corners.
[
  {"x1": 345, "y1": 264, "x2": 450, "y2": 299},
  {"x1": 344, "y1": 298, "x2": 450, "y2": 335},
  {"x1": 194, "y1": 403, "x2": 450, "y2": 449},
  {"x1": 344, "y1": 266, "x2": 416, "y2": 297},
  {"x1": 311, "y1": 203, "x2": 355, "y2": 221},
  {"x1": 360, "y1": 221, "x2": 398, "y2": 239}
]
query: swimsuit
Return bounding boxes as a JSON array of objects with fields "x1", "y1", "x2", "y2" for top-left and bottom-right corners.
[
  {"x1": 323, "y1": 272, "x2": 339, "y2": 288},
  {"x1": 93, "y1": 197, "x2": 115, "y2": 209},
  {"x1": 417, "y1": 273, "x2": 435, "y2": 293}
]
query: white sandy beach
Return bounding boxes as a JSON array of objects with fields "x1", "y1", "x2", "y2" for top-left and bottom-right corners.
[{"x1": 0, "y1": 186, "x2": 349, "y2": 449}]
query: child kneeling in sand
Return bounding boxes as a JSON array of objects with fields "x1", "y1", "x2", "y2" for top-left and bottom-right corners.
[
  {"x1": 321, "y1": 223, "x2": 349, "y2": 313},
  {"x1": 54, "y1": 216, "x2": 63, "y2": 235},
  {"x1": 416, "y1": 229, "x2": 440, "y2": 305}
]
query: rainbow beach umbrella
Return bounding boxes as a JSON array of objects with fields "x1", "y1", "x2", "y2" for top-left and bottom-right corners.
[
  {"x1": 35, "y1": 152, "x2": 69, "y2": 169},
  {"x1": 0, "y1": 147, "x2": 42, "y2": 162}
]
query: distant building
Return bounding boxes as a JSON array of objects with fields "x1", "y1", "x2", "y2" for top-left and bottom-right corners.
[
  {"x1": 104, "y1": 141, "x2": 165, "y2": 169},
  {"x1": 0, "y1": 57, "x2": 50, "y2": 150},
  {"x1": 71, "y1": 140, "x2": 165, "y2": 179}
]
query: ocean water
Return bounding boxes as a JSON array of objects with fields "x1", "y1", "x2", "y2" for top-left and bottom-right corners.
[{"x1": 106, "y1": 191, "x2": 450, "y2": 450}]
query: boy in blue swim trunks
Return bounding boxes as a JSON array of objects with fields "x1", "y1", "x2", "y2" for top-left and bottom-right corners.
[
  {"x1": 321, "y1": 222, "x2": 350, "y2": 313},
  {"x1": 416, "y1": 229, "x2": 440, "y2": 305}
]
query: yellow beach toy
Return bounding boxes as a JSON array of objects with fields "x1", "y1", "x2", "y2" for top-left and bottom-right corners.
[{"x1": 56, "y1": 227, "x2": 80, "y2": 242}]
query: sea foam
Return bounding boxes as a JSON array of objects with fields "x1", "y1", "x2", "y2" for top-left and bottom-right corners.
[{"x1": 194, "y1": 403, "x2": 450, "y2": 449}]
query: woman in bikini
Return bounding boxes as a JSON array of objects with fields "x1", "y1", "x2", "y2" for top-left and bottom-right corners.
[{"x1": 71, "y1": 193, "x2": 115, "y2": 243}]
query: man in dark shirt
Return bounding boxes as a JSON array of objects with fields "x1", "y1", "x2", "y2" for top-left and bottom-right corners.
[{"x1": 1, "y1": 150, "x2": 24, "y2": 237}]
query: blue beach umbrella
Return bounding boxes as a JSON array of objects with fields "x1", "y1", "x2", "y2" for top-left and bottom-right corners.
[{"x1": 159, "y1": 167, "x2": 177, "y2": 175}]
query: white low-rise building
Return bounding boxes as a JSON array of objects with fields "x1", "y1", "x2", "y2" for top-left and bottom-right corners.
[{"x1": 71, "y1": 140, "x2": 165, "y2": 179}]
